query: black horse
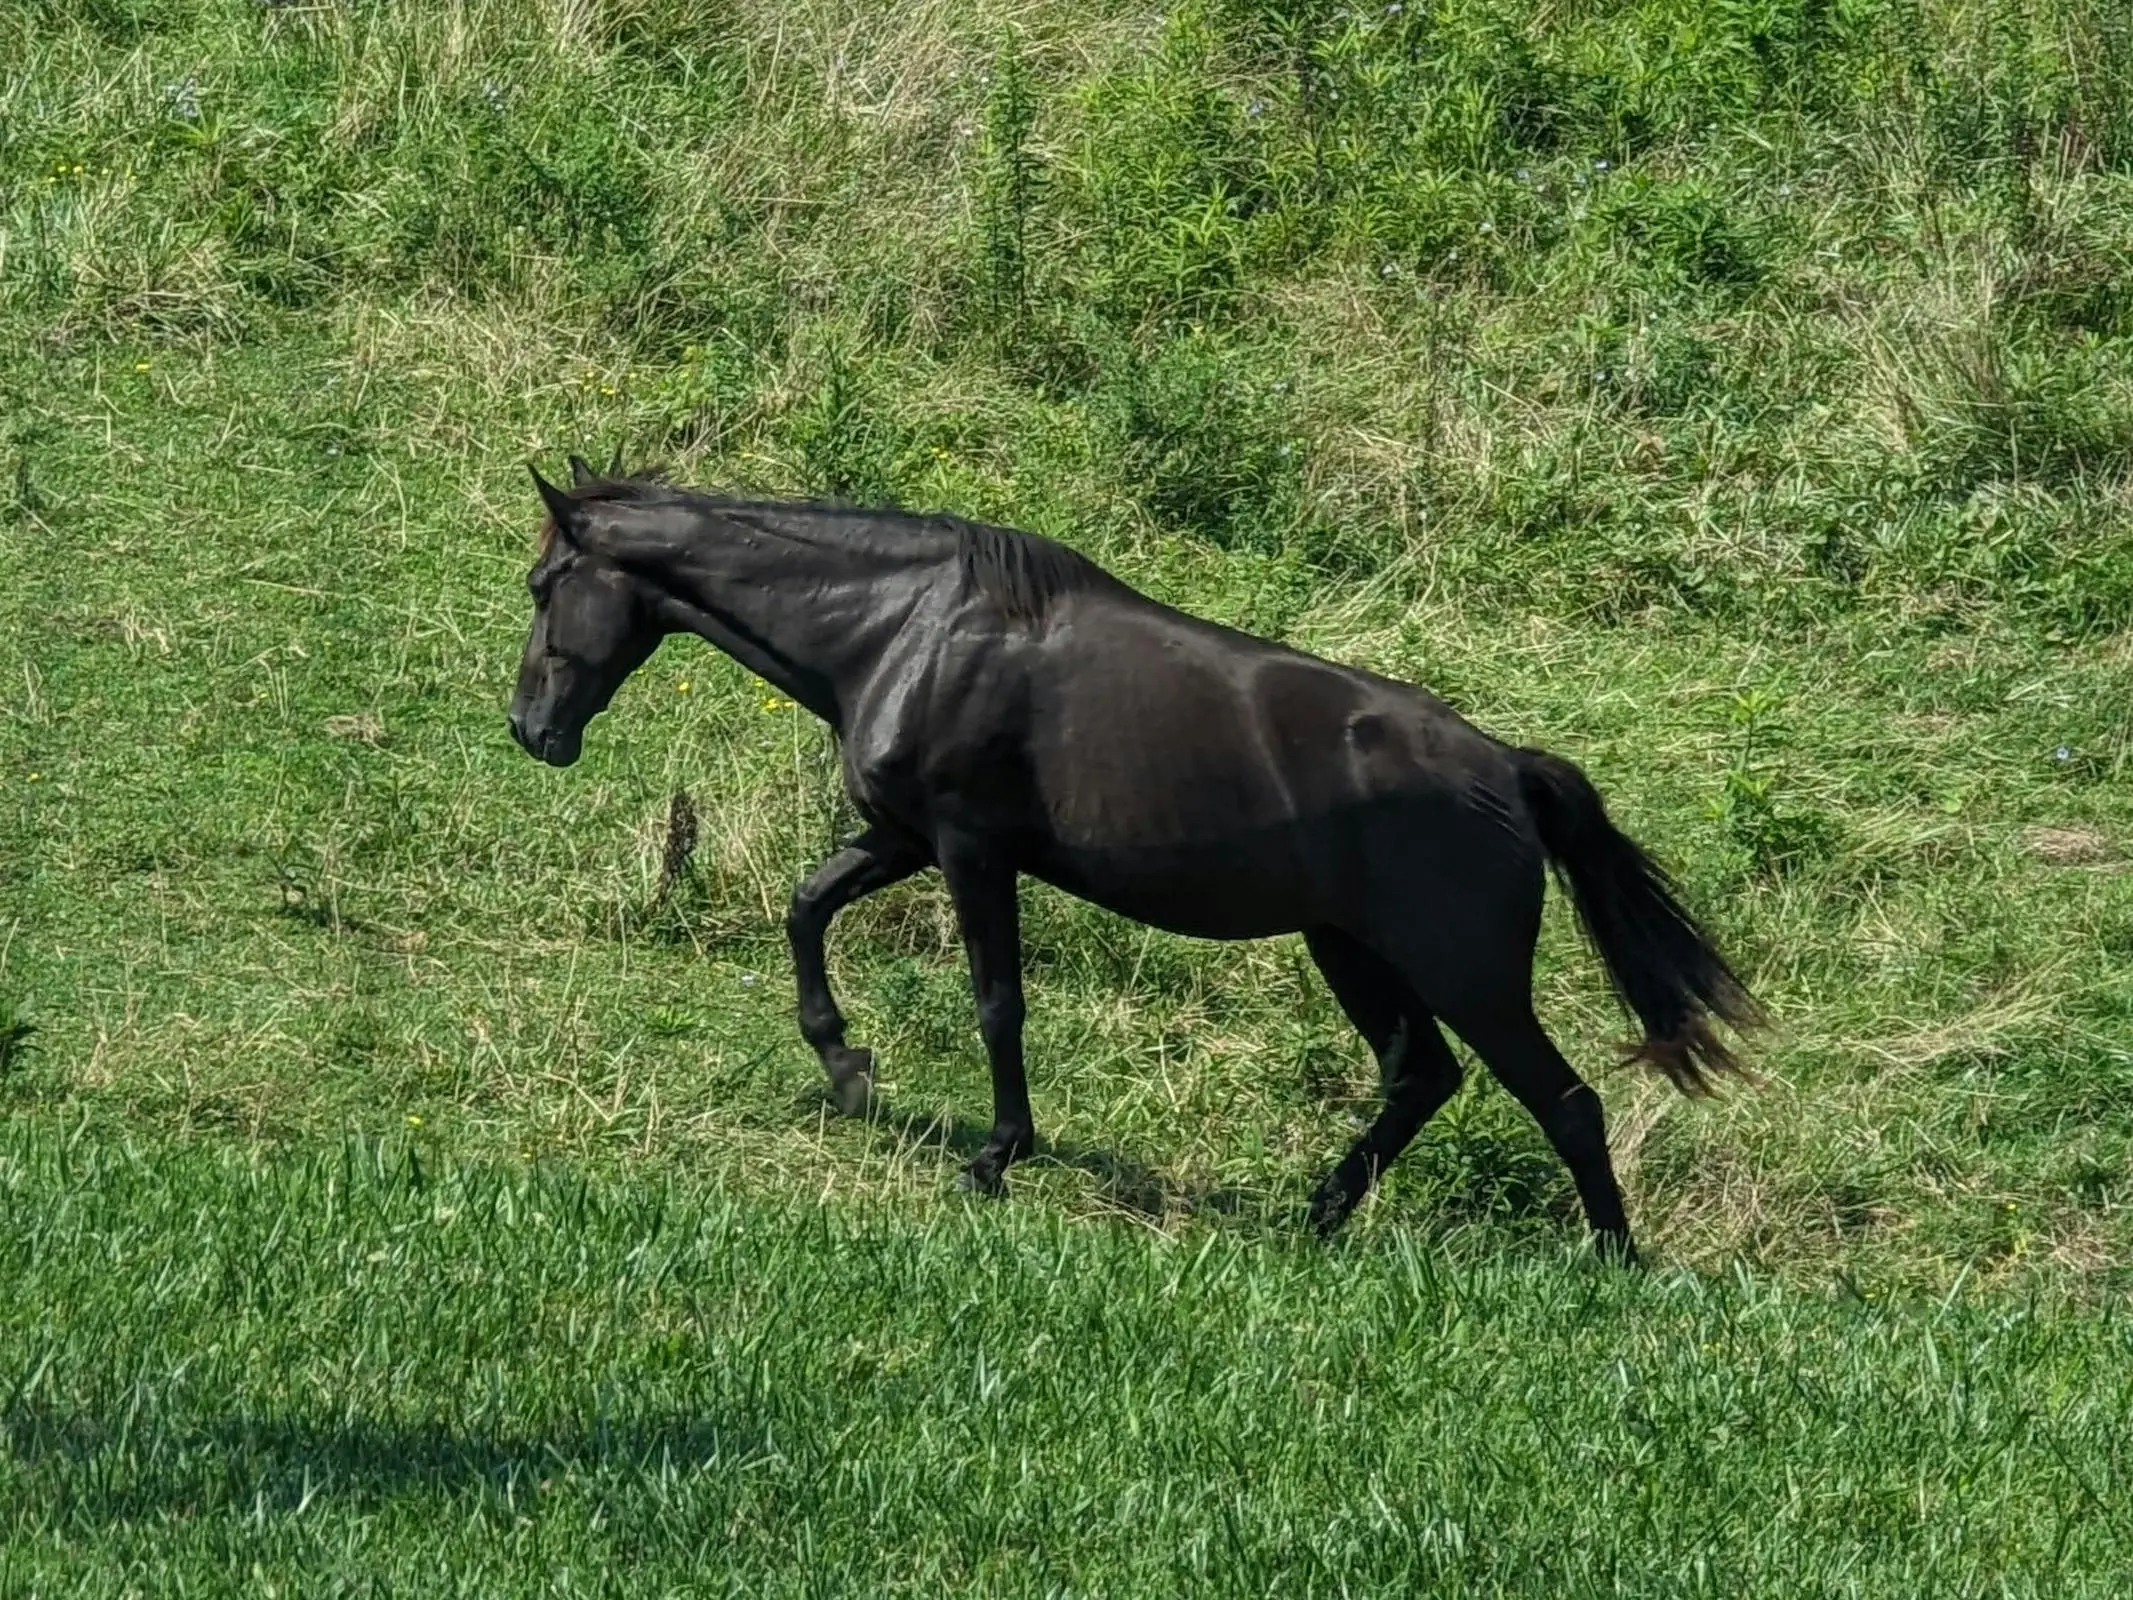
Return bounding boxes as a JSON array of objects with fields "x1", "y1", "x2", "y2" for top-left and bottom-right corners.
[{"x1": 508, "y1": 457, "x2": 1762, "y2": 1260}]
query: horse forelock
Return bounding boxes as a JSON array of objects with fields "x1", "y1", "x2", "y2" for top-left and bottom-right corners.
[{"x1": 534, "y1": 468, "x2": 674, "y2": 560}]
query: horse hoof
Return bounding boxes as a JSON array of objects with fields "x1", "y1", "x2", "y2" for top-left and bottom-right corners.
[
  {"x1": 1306, "y1": 1183, "x2": 1355, "y2": 1238},
  {"x1": 828, "y1": 1050, "x2": 876, "y2": 1117},
  {"x1": 957, "y1": 1163, "x2": 1007, "y2": 1199}
]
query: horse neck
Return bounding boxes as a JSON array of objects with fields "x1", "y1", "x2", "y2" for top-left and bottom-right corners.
[{"x1": 647, "y1": 503, "x2": 943, "y2": 727}]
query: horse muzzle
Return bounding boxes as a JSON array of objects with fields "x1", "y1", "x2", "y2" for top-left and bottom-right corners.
[{"x1": 507, "y1": 710, "x2": 581, "y2": 768}]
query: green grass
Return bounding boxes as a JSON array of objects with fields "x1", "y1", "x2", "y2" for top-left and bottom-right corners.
[
  {"x1": 2, "y1": 0, "x2": 2132, "y2": 1587},
  {"x1": 4, "y1": 1122, "x2": 2131, "y2": 1595}
]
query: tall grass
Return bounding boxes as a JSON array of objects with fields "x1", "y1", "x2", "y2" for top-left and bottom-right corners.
[{"x1": 5, "y1": 0, "x2": 2128, "y2": 628}]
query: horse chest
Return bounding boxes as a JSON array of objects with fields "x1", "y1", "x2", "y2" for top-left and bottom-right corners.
[{"x1": 839, "y1": 721, "x2": 1036, "y2": 838}]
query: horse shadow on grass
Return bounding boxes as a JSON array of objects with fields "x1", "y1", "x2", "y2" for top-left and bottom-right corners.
[
  {"x1": 822, "y1": 1092, "x2": 1251, "y2": 1223},
  {"x1": 815, "y1": 1089, "x2": 1571, "y2": 1238}
]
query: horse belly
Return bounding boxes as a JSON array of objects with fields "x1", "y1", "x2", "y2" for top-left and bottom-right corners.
[{"x1": 1027, "y1": 829, "x2": 1326, "y2": 940}]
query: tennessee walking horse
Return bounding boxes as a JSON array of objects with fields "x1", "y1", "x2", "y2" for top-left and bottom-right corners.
[{"x1": 508, "y1": 457, "x2": 1762, "y2": 1261}]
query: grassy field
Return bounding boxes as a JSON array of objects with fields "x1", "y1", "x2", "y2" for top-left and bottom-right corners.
[
  {"x1": 2, "y1": 1123, "x2": 2130, "y2": 1595},
  {"x1": 3, "y1": 0, "x2": 2132, "y2": 1589}
]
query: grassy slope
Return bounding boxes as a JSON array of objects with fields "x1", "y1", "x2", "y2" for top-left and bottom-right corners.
[{"x1": 1, "y1": 0, "x2": 2132, "y2": 1585}]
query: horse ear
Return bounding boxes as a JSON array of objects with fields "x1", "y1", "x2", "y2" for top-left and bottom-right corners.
[
  {"x1": 567, "y1": 454, "x2": 597, "y2": 488},
  {"x1": 530, "y1": 465, "x2": 578, "y2": 538},
  {"x1": 607, "y1": 443, "x2": 625, "y2": 478}
]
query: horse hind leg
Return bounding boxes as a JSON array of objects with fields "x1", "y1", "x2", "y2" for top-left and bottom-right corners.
[
  {"x1": 1443, "y1": 1004, "x2": 1636, "y2": 1264},
  {"x1": 1303, "y1": 928, "x2": 1466, "y2": 1237}
]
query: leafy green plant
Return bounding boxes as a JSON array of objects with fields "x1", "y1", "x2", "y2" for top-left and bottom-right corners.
[
  {"x1": 871, "y1": 957, "x2": 974, "y2": 1061},
  {"x1": 1710, "y1": 688, "x2": 1837, "y2": 880},
  {"x1": 1118, "y1": 329, "x2": 1304, "y2": 552},
  {"x1": 1065, "y1": 16, "x2": 1286, "y2": 329},
  {"x1": 785, "y1": 343, "x2": 907, "y2": 504},
  {"x1": 979, "y1": 33, "x2": 1043, "y2": 344},
  {"x1": 1596, "y1": 176, "x2": 1768, "y2": 295}
]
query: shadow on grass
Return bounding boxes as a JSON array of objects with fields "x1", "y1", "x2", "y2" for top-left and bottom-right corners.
[
  {"x1": 833, "y1": 1093, "x2": 1572, "y2": 1239},
  {"x1": 3, "y1": 1408, "x2": 782, "y2": 1527},
  {"x1": 1394, "y1": 1123, "x2": 1583, "y2": 1238},
  {"x1": 842, "y1": 1096, "x2": 1252, "y2": 1223}
]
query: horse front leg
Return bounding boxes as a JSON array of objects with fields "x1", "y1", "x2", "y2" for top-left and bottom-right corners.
[
  {"x1": 786, "y1": 826, "x2": 927, "y2": 1114},
  {"x1": 938, "y1": 837, "x2": 1034, "y2": 1195}
]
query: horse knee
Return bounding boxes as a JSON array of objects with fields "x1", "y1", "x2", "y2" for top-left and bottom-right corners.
[{"x1": 786, "y1": 878, "x2": 830, "y2": 947}]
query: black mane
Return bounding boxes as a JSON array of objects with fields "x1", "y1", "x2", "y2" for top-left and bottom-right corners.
[
  {"x1": 571, "y1": 476, "x2": 1109, "y2": 623},
  {"x1": 948, "y1": 516, "x2": 1111, "y2": 622}
]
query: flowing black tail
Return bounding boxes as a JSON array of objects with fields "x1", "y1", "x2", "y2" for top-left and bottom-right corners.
[{"x1": 1516, "y1": 748, "x2": 1765, "y2": 1096}]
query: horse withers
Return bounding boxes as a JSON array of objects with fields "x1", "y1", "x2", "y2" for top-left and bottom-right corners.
[{"x1": 507, "y1": 457, "x2": 1763, "y2": 1261}]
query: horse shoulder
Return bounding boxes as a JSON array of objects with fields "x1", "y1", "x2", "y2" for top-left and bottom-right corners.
[{"x1": 839, "y1": 605, "x2": 1037, "y2": 816}]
